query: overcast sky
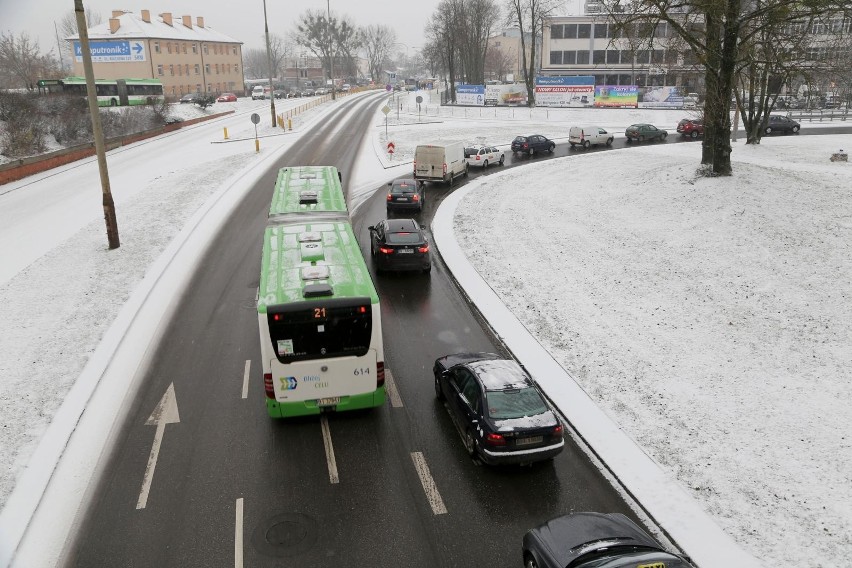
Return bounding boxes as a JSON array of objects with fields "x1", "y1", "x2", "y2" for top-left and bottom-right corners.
[{"x1": 0, "y1": 0, "x2": 466, "y2": 55}]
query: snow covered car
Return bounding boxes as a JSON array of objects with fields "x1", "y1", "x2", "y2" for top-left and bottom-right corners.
[{"x1": 433, "y1": 353, "x2": 564, "y2": 466}]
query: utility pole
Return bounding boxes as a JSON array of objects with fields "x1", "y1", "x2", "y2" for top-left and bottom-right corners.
[
  {"x1": 74, "y1": 0, "x2": 119, "y2": 249},
  {"x1": 327, "y1": 0, "x2": 335, "y2": 101},
  {"x1": 262, "y1": 0, "x2": 277, "y2": 127}
]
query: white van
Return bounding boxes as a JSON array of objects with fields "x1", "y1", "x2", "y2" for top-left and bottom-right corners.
[
  {"x1": 251, "y1": 85, "x2": 265, "y2": 100},
  {"x1": 414, "y1": 141, "x2": 468, "y2": 185},
  {"x1": 568, "y1": 126, "x2": 614, "y2": 149}
]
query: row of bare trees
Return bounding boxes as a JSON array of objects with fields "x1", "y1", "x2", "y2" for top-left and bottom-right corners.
[
  {"x1": 241, "y1": 11, "x2": 399, "y2": 86},
  {"x1": 601, "y1": 0, "x2": 852, "y2": 176}
]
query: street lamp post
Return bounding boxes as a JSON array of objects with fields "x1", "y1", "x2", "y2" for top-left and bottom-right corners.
[
  {"x1": 262, "y1": 0, "x2": 277, "y2": 127},
  {"x1": 327, "y1": 0, "x2": 335, "y2": 100}
]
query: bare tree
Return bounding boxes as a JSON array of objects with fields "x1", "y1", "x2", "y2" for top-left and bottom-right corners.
[
  {"x1": 602, "y1": 0, "x2": 850, "y2": 175},
  {"x1": 426, "y1": 0, "x2": 465, "y2": 102},
  {"x1": 485, "y1": 44, "x2": 515, "y2": 81},
  {"x1": 458, "y1": 0, "x2": 501, "y2": 84},
  {"x1": 362, "y1": 24, "x2": 396, "y2": 83},
  {"x1": 0, "y1": 32, "x2": 61, "y2": 89},
  {"x1": 294, "y1": 10, "x2": 355, "y2": 84},
  {"x1": 505, "y1": 0, "x2": 559, "y2": 106},
  {"x1": 333, "y1": 19, "x2": 361, "y2": 79},
  {"x1": 56, "y1": 8, "x2": 102, "y2": 70},
  {"x1": 243, "y1": 48, "x2": 269, "y2": 79}
]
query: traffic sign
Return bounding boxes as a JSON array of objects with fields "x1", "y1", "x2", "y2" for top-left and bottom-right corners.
[
  {"x1": 250, "y1": 113, "x2": 260, "y2": 124},
  {"x1": 416, "y1": 96, "x2": 423, "y2": 104},
  {"x1": 381, "y1": 105, "x2": 391, "y2": 115},
  {"x1": 387, "y1": 142, "x2": 395, "y2": 154}
]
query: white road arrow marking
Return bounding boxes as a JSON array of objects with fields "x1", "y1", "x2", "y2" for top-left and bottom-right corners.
[{"x1": 136, "y1": 383, "x2": 181, "y2": 509}]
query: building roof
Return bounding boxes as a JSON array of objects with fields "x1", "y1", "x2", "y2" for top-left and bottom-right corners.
[{"x1": 66, "y1": 10, "x2": 242, "y2": 44}]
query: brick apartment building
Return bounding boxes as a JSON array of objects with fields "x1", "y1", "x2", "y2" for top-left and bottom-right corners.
[{"x1": 67, "y1": 9, "x2": 244, "y2": 99}]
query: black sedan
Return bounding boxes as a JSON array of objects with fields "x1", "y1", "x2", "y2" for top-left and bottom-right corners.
[
  {"x1": 764, "y1": 115, "x2": 800, "y2": 134},
  {"x1": 368, "y1": 218, "x2": 431, "y2": 273},
  {"x1": 386, "y1": 178, "x2": 424, "y2": 212},
  {"x1": 433, "y1": 353, "x2": 564, "y2": 466},
  {"x1": 625, "y1": 123, "x2": 668, "y2": 143},
  {"x1": 522, "y1": 512, "x2": 695, "y2": 568},
  {"x1": 511, "y1": 135, "x2": 555, "y2": 156}
]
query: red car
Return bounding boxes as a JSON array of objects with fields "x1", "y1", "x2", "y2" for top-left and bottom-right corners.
[
  {"x1": 216, "y1": 92, "x2": 237, "y2": 102},
  {"x1": 677, "y1": 118, "x2": 704, "y2": 138}
]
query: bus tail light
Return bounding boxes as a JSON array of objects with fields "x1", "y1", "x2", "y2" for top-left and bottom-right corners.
[
  {"x1": 264, "y1": 373, "x2": 275, "y2": 399},
  {"x1": 377, "y1": 361, "x2": 385, "y2": 388}
]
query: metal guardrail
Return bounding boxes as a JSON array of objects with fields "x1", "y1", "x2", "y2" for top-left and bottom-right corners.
[{"x1": 788, "y1": 108, "x2": 849, "y2": 122}]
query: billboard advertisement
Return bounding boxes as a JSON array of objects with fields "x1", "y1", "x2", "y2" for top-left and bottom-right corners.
[
  {"x1": 484, "y1": 83, "x2": 527, "y2": 106},
  {"x1": 74, "y1": 40, "x2": 147, "y2": 63},
  {"x1": 456, "y1": 84, "x2": 485, "y2": 106},
  {"x1": 535, "y1": 76, "x2": 595, "y2": 107},
  {"x1": 594, "y1": 85, "x2": 639, "y2": 108},
  {"x1": 639, "y1": 86, "x2": 684, "y2": 107}
]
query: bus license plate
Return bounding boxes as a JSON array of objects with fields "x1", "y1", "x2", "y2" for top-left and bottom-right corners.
[
  {"x1": 317, "y1": 397, "x2": 340, "y2": 406},
  {"x1": 516, "y1": 436, "x2": 543, "y2": 446}
]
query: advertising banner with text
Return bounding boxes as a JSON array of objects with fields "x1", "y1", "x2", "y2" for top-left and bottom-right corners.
[
  {"x1": 456, "y1": 84, "x2": 485, "y2": 106},
  {"x1": 535, "y1": 76, "x2": 595, "y2": 107},
  {"x1": 594, "y1": 86, "x2": 639, "y2": 107}
]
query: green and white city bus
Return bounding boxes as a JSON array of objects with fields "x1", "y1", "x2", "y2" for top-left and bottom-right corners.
[
  {"x1": 38, "y1": 77, "x2": 165, "y2": 106},
  {"x1": 258, "y1": 166, "x2": 385, "y2": 418}
]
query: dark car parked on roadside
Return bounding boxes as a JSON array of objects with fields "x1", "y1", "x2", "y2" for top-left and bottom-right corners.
[
  {"x1": 385, "y1": 178, "x2": 424, "y2": 212},
  {"x1": 522, "y1": 512, "x2": 696, "y2": 568},
  {"x1": 179, "y1": 93, "x2": 198, "y2": 103},
  {"x1": 764, "y1": 115, "x2": 800, "y2": 135},
  {"x1": 676, "y1": 118, "x2": 704, "y2": 138},
  {"x1": 368, "y1": 218, "x2": 431, "y2": 273},
  {"x1": 625, "y1": 123, "x2": 668, "y2": 143},
  {"x1": 511, "y1": 135, "x2": 555, "y2": 156},
  {"x1": 433, "y1": 353, "x2": 564, "y2": 466}
]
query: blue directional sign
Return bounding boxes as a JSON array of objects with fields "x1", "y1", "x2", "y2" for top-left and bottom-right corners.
[{"x1": 74, "y1": 40, "x2": 147, "y2": 63}]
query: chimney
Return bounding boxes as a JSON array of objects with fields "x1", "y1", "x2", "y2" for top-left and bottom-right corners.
[
  {"x1": 111, "y1": 10, "x2": 124, "y2": 17},
  {"x1": 141, "y1": 10, "x2": 150, "y2": 23},
  {"x1": 196, "y1": 16, "x2": 204, "y2": 28},
  {"x1": 182, "y1": 15, "x2": 192, "y2": 28},
  {"x1": 109, "y1": 18, "x2": 120, "y2": 34},
  {"x1": 161, "y1": 12, "x2": 172, "y2": 26}
]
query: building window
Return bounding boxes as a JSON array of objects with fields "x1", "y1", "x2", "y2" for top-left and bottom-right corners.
[
  {"x1": 195, "y1": 64, "x2": 200, "y2": 74},
  {"x1": 203, "y1": 44, "x2": 208, "y2": 55},
  {"x1": 196, "y1": 83, "x2": 202, "y2": 93},
  {"x1": 564, "y1": 24, "x2": 578, "y2": 39},
  {"x1": 563, "y1": 51, "x2": 576, "y2": 65},
  {"x1": 551, "y1": 24, "x2": 564, "y2": 39},
  {"x1": 166, "y1": 42, "x2": 172, "y2": 54},
  {"x1": 578, "y1": 24, "x2": 591, "y2": 39},
  {"x1": 192, "y1": 43, "x2": 198, "y2": 54},
  {"x1": 205, "y1": 63, "x2": 211, "y2": 74},
  {"x1": 153, "y1": 42, "x2": 160, "y2": 54},
  {"x1": 607, "y1": 50, "x2": 620, "y2": 64},
  {"x1": 593, "y1": 50, "x2": 606, "y2": 64},
  {"x1": 157, "y1": 64, "x2": 164, "y2": 75},
  {"x1": 169, "y1": 64, "x2": 174, "y2": 76},
  {"x1": 178, "y1": 65, "x2": 182, "y2": 76},
  {"x1": 182, "y1": 43, "x2": 187, "y2": 54},
  {"x1": 577, "y1": 50, "x2": 590, "y2": 64},
  {"x1": 655, "y1": 23, "x2": 667, "y2": 37},
  {"x1": 652, "y1": 49, "x2": 666, "y2": 64},
  {"x1": 594, "y1": 23, "x2": 608, "y2": 38},
  {"x1": 550, "y1": 50, "x2": 563, "y2": 65},
  {"x1": 235, "y1": 64, "x2": 239, "y2": 74},
  {"x1": 636, "y1": 50, "x2": 651, "y2": 64},
  {"x1": 232, "y1": 46, "x2": 237, "y2": 55},
  {"x1": 215, "y1": 64, "x2": 220, "y2": 74}
]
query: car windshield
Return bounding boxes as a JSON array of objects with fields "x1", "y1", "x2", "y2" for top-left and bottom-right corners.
[
  {"x1": 386, "y1": 232, "x2": 422, "y2": 245},
  {"x1": 486, "y1": 387, "x2": 548, "y2": 419}
]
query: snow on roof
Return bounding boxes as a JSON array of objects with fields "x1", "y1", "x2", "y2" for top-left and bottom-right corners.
[{"x1": 66, "y1": 10, "x2": 241, "y2": 44}]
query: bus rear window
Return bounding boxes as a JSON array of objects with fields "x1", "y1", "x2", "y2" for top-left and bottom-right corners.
[{"x1": 267, "y1": 297, "x2": 372, "y2": 363}]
